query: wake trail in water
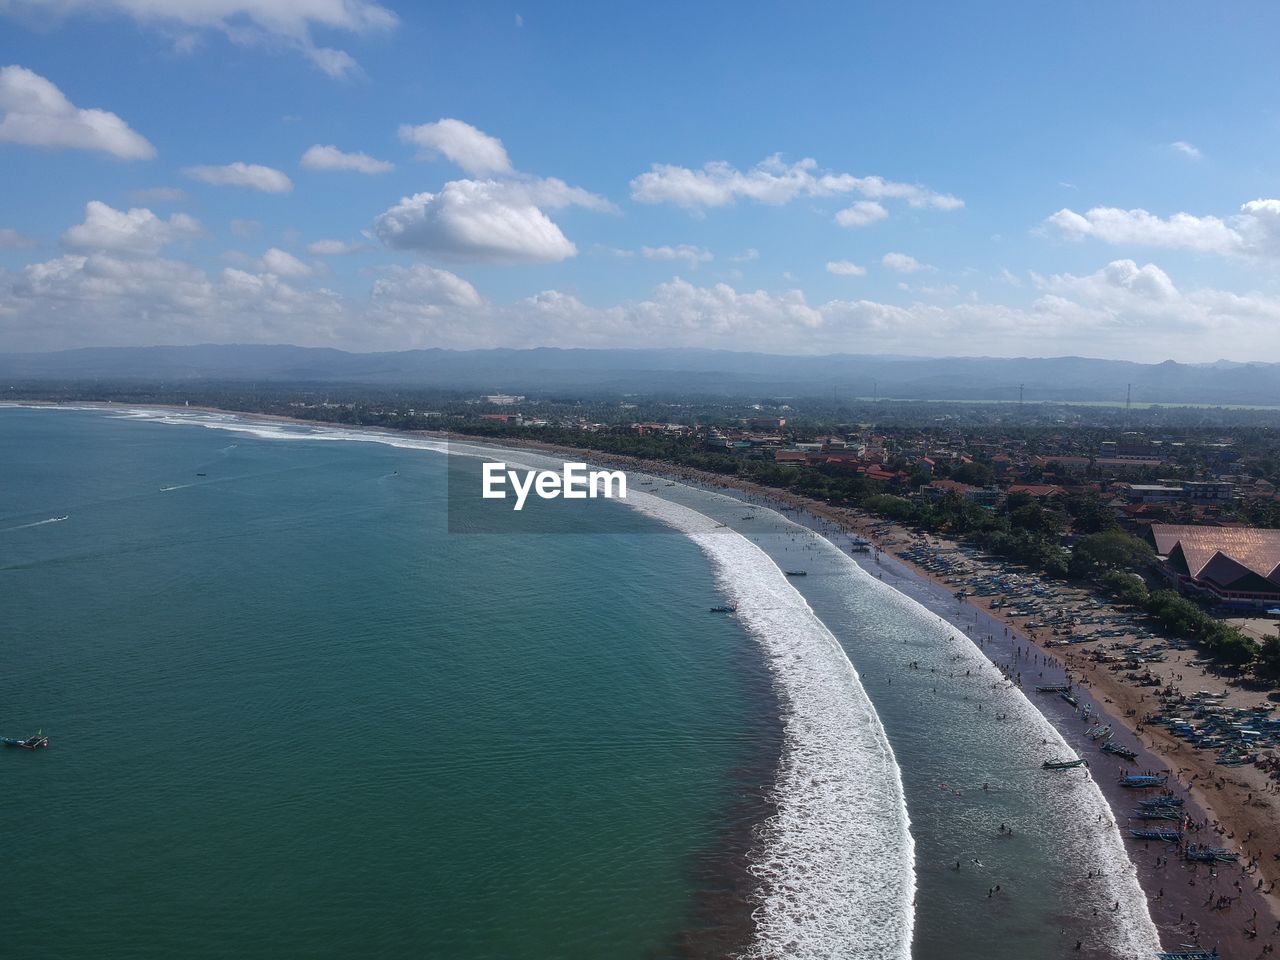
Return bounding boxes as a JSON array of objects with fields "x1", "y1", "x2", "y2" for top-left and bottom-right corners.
[{"x1": 1, "y1": 515, "x2": 69, "y2": 533}]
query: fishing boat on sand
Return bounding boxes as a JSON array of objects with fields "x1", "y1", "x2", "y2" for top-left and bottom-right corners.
[
  {"x1": 1101, "y1": 742, "x2": 1138, "y2": 761},
  {"x1": 1139, "y1": 795, "x2": 1184, "y2": 808},
  {"x1": 1157, "y1": 950, "x2": 1219, "y2": 960},
  {"x1": 1183, "y1": 845, "x2": 1239, "y2": 864},
  {"x1": 1042, "y1": 758, "x2": 1088, "y2": 770},
  {"x1": 1036, "y1": 684, "x2": 1072, "y2": 693},
  {"x1": 2, "y1": 731, "x2": 48, "y2": 749},
  {"x1": 1119, "y1": 773, "x2": 1169, "y2": 788},
  {"x1": 1130, "y1": 828, "x2": 1183, "y2": 842},
  {"x1": 1059, "y1": 690, "x2": 1079, "y2": 706}
]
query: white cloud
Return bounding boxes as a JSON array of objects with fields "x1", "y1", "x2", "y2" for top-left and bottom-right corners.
[
  {"x1": 371, "y1": 178, "x2": 610, "y2": 264},
  {"x1": 2, "y1": 1, "x2": 398, "y2": 79},
  {"x1": 729, "y1": 248, "x2": 760, "y2": 262},
  {"x1": 1170, "y1": 140, "x2": 1202, "y2": 160},
  {"x1": 300, "y1": 144, "x2": 393, "y2": 174},
  {"x1": 398, "y1": 118, "x2": 513, "y2": 176},
  {"x1": 307, "y1": 239, "x2": 364, "y2": 256},
  {"x1": 0, "y1": 64, "x2": 154, "y2": 159},
  {"x1": 259, "y1": 247, "x2": 311, "y2": 277},
  {"x1": 61, "y1": 201, "x2": 202, "y2": 254},
  {"x1": 641, "y1": 244, "x2": 712, "y2": 268},
  {"x1": 826, "y1": 260, "x2": 866, "y2": 276},
  {"x1": 0, "y1": 226, "x2": 37, "y2": 248},
  {"x1": 8, "y1": 246, "x2": 1280, "y2": 360},
  {"x1": 882, "y1": 252, "x2": 931, "y2": 273},
  {"x1": 184, "y1": 162, "x2": 292, "y2": 193},
  {"x1": 629, "y1": 154, "x2": 962, "y2": 213},
  {"x1": 1044, "y1": 199, "x2": 1280, "y2": 259},
  {"x1": 835, "y1": 200, "x2": 888, "y2": 228}
]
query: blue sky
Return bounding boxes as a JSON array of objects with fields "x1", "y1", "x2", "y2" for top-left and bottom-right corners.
[{"x1": 2, "y1": 1, "x2": 1279, "y2": 360}]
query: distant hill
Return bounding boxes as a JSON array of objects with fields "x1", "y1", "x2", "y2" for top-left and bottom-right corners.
[{"x1": 2, "y1": 344, "x2": 1279, "y2": 404}]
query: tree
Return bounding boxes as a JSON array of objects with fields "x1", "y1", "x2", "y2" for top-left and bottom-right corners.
[{"x1": 1069, "y1": 530, "x2": 1155, "y2": 578}]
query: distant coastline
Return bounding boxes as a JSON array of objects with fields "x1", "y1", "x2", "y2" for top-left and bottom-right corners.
[{"x1": 22, "y1": 399, "x2": 1280, "y2": 957}]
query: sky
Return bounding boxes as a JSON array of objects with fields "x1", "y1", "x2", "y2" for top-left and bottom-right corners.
[{"x1": 2, "y1": 1, "x2": 1280, "y2": 361}]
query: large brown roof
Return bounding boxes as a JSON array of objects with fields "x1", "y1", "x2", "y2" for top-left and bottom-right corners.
[{"x1": 1150, "y1": 523, "x2": 1280, "y2": 586}]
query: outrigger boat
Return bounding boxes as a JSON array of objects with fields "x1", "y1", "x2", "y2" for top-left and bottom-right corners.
[
  {"x1": 1183, "y1": 845, "x2": 1239, "y2": 864},
  {"x1": 1059, "y1": 690, "x2": 1079, "y2": 707},
  {"x1": 1139, "y1": 795, "x2": 1184, "y2": 808},
  {"x1": 1101, "y1": 742, "x2": 1138, "y2": 761},
  {"x1": 1120, "y1": 773, "x2": 1169, "y2": 788},
  {"x1": 1035, "y1": 684, "x2": 1072, "y2": 693},
  {"x1": 1043, "y1": 758, "x2": 1088, "y2": 770},
  {"x1": 1129, "y1": 828, "x2": 1183, "y2": 842},
  {"x1": 1131, "y1": 808, "x2": 1182, "y2": 821},
  {"x1": 1086, "y1": 724, "x2": 1113, "y2": 741},
  {"x1": 709, "y1": 605, "x2": 737, "y2": 613},
  {"x1": 1, "y1": 731, "x2": 48, "y2": 749}
]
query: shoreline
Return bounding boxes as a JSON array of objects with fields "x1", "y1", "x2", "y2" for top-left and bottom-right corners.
[{"x1": 19, "y1": 401, "x2": 1280, "y2": 957}]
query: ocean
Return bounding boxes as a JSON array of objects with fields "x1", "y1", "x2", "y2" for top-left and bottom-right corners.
[{"x1": 0, "y1": 407, "x2": 1161, "y2": 959}]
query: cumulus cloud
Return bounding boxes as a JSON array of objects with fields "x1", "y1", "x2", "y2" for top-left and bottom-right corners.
[
  {"x1": 1, "y1": 1, "x2": 398, "y2": 79},
  {"x1": 259, "y1": 247, "x2": 311, "y2": 277},
  {"x1": 300, "y1": 144, "x2": 393, "y2": 174},
  {"x1": 641, "y1": 244, "x2": 712, "y2": 268},
  {"x1": 826, "y1": 260, "x2": 866, "y2": 276},
  {"x1": 307, "y1": 239, "x2": 364, "y2": 256},
  {"x1": 7, "y1": 245, "x2": 1280, "y2": 360},
  {"x1": 398, "y1": 118, "x2": 513, "y2": 176},
  {"x1": 882, "y1": 252, "x2": 932, "y2": 273},
  {"x1": 61, "y1": 201, "x2": 202, "y2": 254},
  {"x1": 184, "y1": 162, "x2": 292, "y2": 193},
  {"x1": 1170, "y1": 140, "x2": 1201, "y2": 160},
  {"x1": 371, "y1": 178, "x2": 610, "y2": 264},
  {"x1": 0, "y1": 64, "x2": 154, "y2": 159},
  {"x1": 835, "y1": 200, "x2": 888, "y2": 228},
  {"x1": 630, "y1": 154, "x2": 962, "y2": 214},
  {"x1": 1044, "y1": 199, "x2": 1280, "y2": 259}
]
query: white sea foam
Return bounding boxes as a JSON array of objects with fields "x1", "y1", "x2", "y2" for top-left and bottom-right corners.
[
  {"x1": 624, "y1": 489, "x2": 916, "y2": 960},
  {"x1": 846, "y1": 560, "x2": 1163, "y2": 956},
  {"x1": 102, "y1": 408, "x2": 917, "y2": 958}
]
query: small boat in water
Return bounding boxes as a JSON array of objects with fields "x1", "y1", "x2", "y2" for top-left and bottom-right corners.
[
  {"x1": 784, "y1": 570, "x2": 807, "y2": 577},
  {"x1": 1, "y1": 731, "x2": 48, "y2": 749},
  {"x1": 1042, "y1": 758, "x2": 1088, "y2": 770},
  {"x1": 709, "y1": 605, "x2": 737, "y2": 613},
  {"x1": 1059, "y1": 690, "x2": 1079, "y2": 706}
]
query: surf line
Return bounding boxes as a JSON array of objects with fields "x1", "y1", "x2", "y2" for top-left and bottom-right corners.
[{"x1": 623, "y1": 487, "x2": 916, "y2": 960}]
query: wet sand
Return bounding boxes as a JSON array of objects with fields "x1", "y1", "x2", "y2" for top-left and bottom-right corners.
[{"x1": 39, "y1": 406, "x2": 1280, "y2": 957}]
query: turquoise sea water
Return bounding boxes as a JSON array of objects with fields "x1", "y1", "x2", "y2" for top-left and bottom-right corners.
[
  {"x1": 0, "y1": 408, "x2": 773, "y2": 960},
  {"x1": 2, "y1": 407, "x2": 1163, "y2": 960}
]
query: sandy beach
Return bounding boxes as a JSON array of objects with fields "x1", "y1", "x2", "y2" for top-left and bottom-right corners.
[
  {"x1": 466, "y1": 429, "x2": 1280, "y2": 959},
  {"x1": 36, "y1": 404, "x2": 1280, "y2": 957}
]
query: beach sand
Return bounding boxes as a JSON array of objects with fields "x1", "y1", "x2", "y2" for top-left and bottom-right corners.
[{"x1": 37, "y1": 405, "x2": 1280, "y2": 957}]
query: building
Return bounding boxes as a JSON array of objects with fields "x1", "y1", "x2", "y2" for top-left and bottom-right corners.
[{"x1": 1149, "y1": 523, "x2": 1280, "y2": 610}]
